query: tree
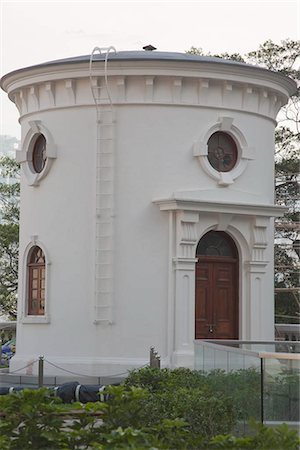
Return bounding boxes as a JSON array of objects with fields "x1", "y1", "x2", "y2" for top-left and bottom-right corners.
[
  {"x1": 187, "y1": 40, "x2": 300, "y2": 326},
  {"x1": 247, "y1": 40, "x2": 300, "y2": 327},
  {"x1": 0, "y1": 153, "x2": 20, "y2": 319},
  {"x1": 0, "y1": 135, "x2": 19, "y2": 155}
]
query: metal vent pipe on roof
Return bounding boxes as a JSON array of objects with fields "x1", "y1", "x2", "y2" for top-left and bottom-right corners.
[{"x1": 143, "y1": 45, "x2": 157, "y2": 51}]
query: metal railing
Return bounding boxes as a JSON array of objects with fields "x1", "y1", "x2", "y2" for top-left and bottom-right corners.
[{"x1": 1, "y1": 347, "x2": 161, "y2": 388}]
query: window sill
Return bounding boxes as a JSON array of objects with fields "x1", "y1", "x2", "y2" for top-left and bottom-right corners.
[{"x1": 21, "y1": 315, "x2": 50, "y2": 324}]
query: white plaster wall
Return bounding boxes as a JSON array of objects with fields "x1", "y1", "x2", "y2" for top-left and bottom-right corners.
[
  {"x1": 13, "y1": 103, "x2": 275, "y2": 372},
  {"x1": 16, "y1": 109, "x2": 96, "y2": 357},
  {"x1": 115, "y1": 105, "x2": 275, "y2": 200},
  {"x1": 3, "y1": 56, "x2": 293, "y2": 375}
]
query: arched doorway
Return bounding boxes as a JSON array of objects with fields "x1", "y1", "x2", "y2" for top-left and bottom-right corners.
[{"x1": 195, "y1": 231, "x2": 239, "y2": 339}]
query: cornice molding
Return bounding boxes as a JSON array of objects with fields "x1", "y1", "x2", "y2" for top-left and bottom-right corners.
[
  {"x1": 153, "y1": 197, "x2": 287, "y2": 218},
  {"x1": 1, "y1": 59, "x2": 294, "y2": 122},
  {"x1": 2, "y1": 59, "x2": 296, "y2": 95}
]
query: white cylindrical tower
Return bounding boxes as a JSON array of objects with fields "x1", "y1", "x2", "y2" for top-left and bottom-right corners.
[{"x1": 1, "y1": 50, "x2": 296, "y2": 375}]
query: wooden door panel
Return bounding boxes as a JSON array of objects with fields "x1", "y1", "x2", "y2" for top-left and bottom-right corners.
[
  {"x1": 216, "y1": 287, "x2": 230, "y2": 320},
  {"x1": 195, "y1": 264, "x2": 212, "y2": 339},
  {"x1": 195, "y1": 287, "x2": 209, "y2": 318},
  {"x1": 215, "y1": 267, "x2": 232, "y2": 283},
  {"x1": 195, "y1": 259, "x2": 238, "y2": 339},
  {"x1": 214, "y1": 263, "x2": 234, "y2": 320},
  {"x1": 195, "y1": 287, "x2": 210, "y2": 338},
  {"x1": 213, "y1": 262, "x2": 237, "y2": 338}
]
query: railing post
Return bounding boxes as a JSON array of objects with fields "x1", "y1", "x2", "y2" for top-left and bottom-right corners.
[
  {"x1": 150, "y1": 347, "x2": 161, "y2": 369},
  {"x1": 155, "y1": 353, "x2": 161, "y2": 369},
  {"x1": 260, "y1": 357, "x2": 264, "y2": 424},
  {"x1": 38, "y1": 356, "x2": 44, "y2": 388},
  {"x1": 150, "y1": 347, "x2": 154, "y2": 367}
]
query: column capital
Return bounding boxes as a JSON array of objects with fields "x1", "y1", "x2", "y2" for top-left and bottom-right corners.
[
  {"x1": 173, "y1": 257, "x2": 198, "y2": 270},
  {"x1": 244, "y1": 260, "x2": 269, "y2": 274}
]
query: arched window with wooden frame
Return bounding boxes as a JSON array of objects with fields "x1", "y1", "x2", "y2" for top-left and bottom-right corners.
[{"x1": 27, "y1": 246, "x2": 46, "y2": 315}]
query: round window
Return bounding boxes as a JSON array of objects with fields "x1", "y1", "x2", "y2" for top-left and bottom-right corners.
[
  {"x1": 32, "y1": 135, "x2": 47, "y2": 173},
  {"x1": 207, "y1": 132, "x2": 238, "y2": 172}
]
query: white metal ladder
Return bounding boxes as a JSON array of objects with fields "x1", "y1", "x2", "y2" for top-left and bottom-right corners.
[{"x1": 89, "y1": 46, "x2": 116, "y2": 324}]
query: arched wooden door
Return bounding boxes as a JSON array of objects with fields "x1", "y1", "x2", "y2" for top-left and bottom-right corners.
[{"x1": 195, "y1": 231, "x2": 239, "y2": 339}]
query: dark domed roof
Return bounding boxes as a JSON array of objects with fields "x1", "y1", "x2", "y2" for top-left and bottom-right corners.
[{"x1": 13, "y1": 50, "x2": 252, "y2": 70}]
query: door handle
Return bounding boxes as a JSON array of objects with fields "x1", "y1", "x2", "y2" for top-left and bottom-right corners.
[{"x1": 208, "y1": 324, "x2": 217, "y2": 333}]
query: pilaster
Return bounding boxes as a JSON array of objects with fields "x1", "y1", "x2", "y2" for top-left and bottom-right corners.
[
  {"x1": 245, "y1": 217, "x2": 270, "y2": 339},
  {"x1": 172, "y1": 211, "x2": 199, "y2": 367}
]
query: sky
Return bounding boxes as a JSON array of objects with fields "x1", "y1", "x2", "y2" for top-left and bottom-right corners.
[{"x1": 0, "y1": 0, "x2": 299, "y2": 140}]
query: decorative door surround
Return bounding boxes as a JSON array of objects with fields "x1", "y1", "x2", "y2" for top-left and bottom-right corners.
[{"x1": 154, "y1": 196, "x2": 286, "y2": 367}]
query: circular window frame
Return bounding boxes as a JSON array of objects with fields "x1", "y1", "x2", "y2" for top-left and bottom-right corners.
[
  {"x1": 16, "y1": 120, "x2": 57, "y2": 186},
  {"x1": 32, "y1": 134, "x2": 47, "y2": 173},
  {"x1": 207, "y1": 131, "x2": 238, "y2": 173},
  {"x1": 29, "y1": 133, "x2": 47, "y2": 174},
  {"x1": 193, "y1": 117, "x2": 255, "y2": 186}
]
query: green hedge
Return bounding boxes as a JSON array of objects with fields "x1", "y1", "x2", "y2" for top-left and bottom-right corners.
[
  {"x1": 126, "y1": 366, "x2": 299, "y2": 422},
  {"x1": 0, "y1": 368, "x2": 299, "y2": 449},
  {"x1": 125, "y1": 366, "x2": 261, "y2": 422}
]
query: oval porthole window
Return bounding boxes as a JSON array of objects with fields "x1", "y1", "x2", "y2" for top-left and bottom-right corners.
[
  {"x1": 32, "y1": 134, "x2": 47, "y2": 173},
  {"x1": 207, "y1": 132, "x2": 238, "y2": 172}
]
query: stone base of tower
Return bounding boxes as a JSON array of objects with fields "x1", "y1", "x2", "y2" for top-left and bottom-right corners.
[{"x1": 171, "y1": 350, "x2": 194, "y2": 369}]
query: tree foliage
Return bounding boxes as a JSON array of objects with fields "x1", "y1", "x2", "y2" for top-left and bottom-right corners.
[{"x1": 0, "y1": 154, "x2": 20, "y2": 319}]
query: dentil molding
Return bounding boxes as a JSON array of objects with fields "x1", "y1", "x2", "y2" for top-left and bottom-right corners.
[{"x1": 4, "y1": 72, "x2": 290, "y2": 123}]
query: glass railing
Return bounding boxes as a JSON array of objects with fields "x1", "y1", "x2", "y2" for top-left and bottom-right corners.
[
  {"x1": 263, "y1": 354, "x2": 299, "y2": 423},
  {"x1": 194, "y1": 340, "x2": 300, "y2": 429}
]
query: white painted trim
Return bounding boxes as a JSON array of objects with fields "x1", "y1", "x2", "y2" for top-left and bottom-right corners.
[
  {"x1": 154, "y1": 197, "x2": 287, "y2": 217},
  {"x1": 156, "y1": 195, "x2": 276, "y2": 358},
  {"x1": 21, "y1": 315, "x2": 50, "y2": 324},
  {"x1": 193, "y1": 117, "x2": 254, "y2": 186},
  {"x1": 3, "y1": 58, "x2": 295, "y2": 98},
  {"x1": 3, "y1": 59, "x2": 294, "y2": 125},
  {"x1": 17, "y1": 120, "x2": 57, "y2": 186},
  {"x1": 166, "y1": 211, "x2": 175, "y2": 366}
]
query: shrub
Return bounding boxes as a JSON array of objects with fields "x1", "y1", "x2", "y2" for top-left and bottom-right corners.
[
  {"x1": 124, "y1": 366, "x2": 208, "y2": 391},
  {"x1": 209, "y1": 423, "x2": 300, "y2": 449},
  {"x1": 0, "y1": 388, "x2": 69, "y2": 449},
  {"x1": 203, "y1": 368, "x2": 261, "y2": 421},
  {"x1": 126, "y1": 366, "x2": 263, "y2": 421},
  {"x1": 0, "y1": 387, "x2": 299, "y2": 449},
  {"x1": 125, "y1": 366, "x2": 259, "y2": 427},
  {"x1": 101, "y1": 383, "x2": 235, "y2": 439},
  {"x1": 264, "y1": 371, "x2": 300, "y2": 421}
]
